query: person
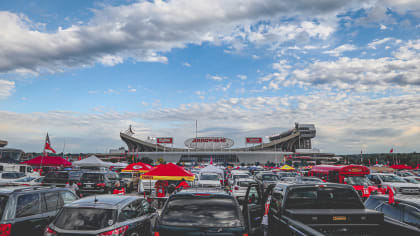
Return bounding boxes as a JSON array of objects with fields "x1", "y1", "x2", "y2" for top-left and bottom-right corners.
[
  {"x1": 155, "y1": 180, "x2": 167, "y2": 208},
  {"x1": 176, "y1": 178, "x2": 190, "y2": 191},
  {"x1": 113, "y1": 180, "x2": 125, "y2": 195}
]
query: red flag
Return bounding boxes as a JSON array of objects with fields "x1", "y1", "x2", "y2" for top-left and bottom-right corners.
[
  {"x1": 78, "y1": 156, "x2": 82, "y2": 161},
  {"x1": 210, "y1": 157, "x2": 213, "y2": 165},
  {"x1": 44, "y1": 133, "x2": 56, "y2": 153},
  {"x1": 390, "y1": 148, "x2": 393, "y2": 153}
]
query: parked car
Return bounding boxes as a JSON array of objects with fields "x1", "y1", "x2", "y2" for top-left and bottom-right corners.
[
  {"x1": 0, "y1": 172, "x2": 26, "y2": 183},
  {"x1": 155, "y1": 189, "x2": 247, "y2": 236},
  {"x1": 8, "y1": 176, "x2": 44, "y2": 186},
  {"x1": 45, "y1": 195, "x2": 158, "y2": 236},
  {"x1": 368, "y1": 173, "x2": 420, "y2": 194},
  {"x1": 197, "y1": 173, "x2": 222, "y2": 188},
  {"x1": 42, "y1": 171, "x2": 82, "y2": 187},
  {"x1": 0, "y1": 186, "x2": 78, "y2": 236},
  {"x1": 254, "y1": 172, "x2": 279, "y2": 191},
  {"x1": 365, "y1": 194, "x2": 420, "y2": 229},
  {"x1": 231, "y1": 178, "x2": 257, "y2": 203},
  {"x1": 229, "y1": 172, "x2": 251, "y2": 186},
  {"x1": 118, "y1": 171, "x2": 140, "y2": 193},
  {"x1": 78, "y1": 171, "x2": 121, "y2": 195}
]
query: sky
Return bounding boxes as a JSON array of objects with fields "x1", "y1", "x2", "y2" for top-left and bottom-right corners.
[{"x1": 0, "y1": 0, "x2": 420, "y2": 154}]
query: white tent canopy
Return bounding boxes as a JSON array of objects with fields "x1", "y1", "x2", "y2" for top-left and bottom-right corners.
[
  {"x1": 72, "y1": 155, "x2": 113, "y2": 168},
  {"x1": 199, "y1": 165, "x2": 224, "y2": 178}
]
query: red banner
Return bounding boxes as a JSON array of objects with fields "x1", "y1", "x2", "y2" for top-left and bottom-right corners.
[
  {"x1": 246, "y1": 137, "x2": 262, "y2": 144},
  {"x1": 157, "y1": 137, "x2": 173, "y2": 144}
]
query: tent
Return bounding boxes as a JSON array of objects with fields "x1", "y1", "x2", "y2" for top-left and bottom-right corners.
[
  {"x1": 141, "y1": 163, "x2": 195, "y2": 181},
  {"x1": 122, "y1": 162, "x2": 152, "y2": 173},
  {"x1": 280, "y1": 165, "x2": 295, "y2": 171},
  {"x1": 111, "y1": 162, "x2": 128, "y2": 168},
  {"x1": 390, "y1": 164, "x2": 413, "y2": 170},
  {"x1": 72, "y1": 155, "x2": 113, "y2": 168},
  {"x1": 21, "y1": 156, "x2": 72, "y2": 167},
  {"x1": 199, "y1": 165, "x2": 224, "y2": 178}
]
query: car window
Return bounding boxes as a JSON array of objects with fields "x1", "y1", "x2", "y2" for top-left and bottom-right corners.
[
  {"x1": 142, "y1": 200, "x2": 151, "y2": 214},
  {"x1": 161, "y1": 197, "x2": 242, "y2": 227},
  {"x1": 81, "y1": 173, "x2": 104, "y2": 182},
  {"x1": 44, "y1": 192, "x2": 60, "y2": 212},
  {"x1": 54, "y1": 208, "x2": 117, "y2": 230},
  {"x1": 403, "y1": 204, "x2": 420, "y2": 227},
  {"x1": 0, "y1": 195, "x2": 8, "y2": 219},
  {"x1": 16, "y1": 193, "x2": 41, "y2": 218},
  {"x1": 381, "y1": 203, "x2": 403, "y2": 221},
  {"x1": 119, "y1": 200, "x2": 142, "y2": 222},
  {"x1": 2, "y1": 173, "x2": 17, "y2": 179},
  {"x1": 60, "y1": 191, "x2": 77, "y2": 205},
  {"x1": 247, "y1": 185, "x2": 261, "y2": 205}
]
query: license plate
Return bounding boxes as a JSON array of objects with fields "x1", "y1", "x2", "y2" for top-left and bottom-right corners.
[
  {"x1": 85, "y1": 184, "x2": 93, "y2": 188},
  {"x1": 333, "y1": 216, "x2": 346, "y2": 221}
]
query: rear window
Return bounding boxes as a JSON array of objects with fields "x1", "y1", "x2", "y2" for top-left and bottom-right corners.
[
  {"x1": 161, "y1": 197, "x2": 242, "y2": 227},
  {"x1": 285, "y1": 187, "x2": 364, "y2": 209},
  {"x1": 239, "y1": 181, "x2": 255, "y2": 187},
  {"x1": 81, "y1": 173, "x2": 104, "y2": 182},
  {"x1": 2, "y1": 173, "x2": 18, "y2": 179},
  {"x1": 0, "y1": 195, "x2": 8, "y2": 219},
  {"x1": 262, "y1": 175, "x2": 279, "y2": 181},
  {"x1": 54, "y1": 208, "x2": 117, "y2": 230}
]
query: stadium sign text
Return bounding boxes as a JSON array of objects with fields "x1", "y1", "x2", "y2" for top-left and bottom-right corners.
[
  {"x1": 246, "y1": 137, "x2": 262, "y2": 144},
  {"x1": 157, "y1": 137, "x2": 173, "y2": 144},
  {"x1": 184, "y1": 137, "x2": 234, "y2": 149}
]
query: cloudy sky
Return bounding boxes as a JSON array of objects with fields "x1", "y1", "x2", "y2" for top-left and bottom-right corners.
[{"x1": 0, "y1": 0, "x2": 419, "y2": 154}]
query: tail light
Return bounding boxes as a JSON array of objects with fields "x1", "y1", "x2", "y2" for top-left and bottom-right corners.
[
  {"x1": 97, "y1": 183, "x2": 106, "y2": 187},
  {"x1": 234, "y1": 186, "x2": 239, "y2": 190},
  {"x1": 76, "y1": 182, "x2": 82, "y2": 186},
  {"x1": 243, "y1": 234, "x2": 249, "y2": 236},
  {"x1": 0, "y1": 224, "x2": 11, "y2": 236},
  {"x1": 154, "y1": 233, "x2": 160, "y2": 236},
  {"x1": 99, "y1": 225, "x2": 128, "y2": 236},
  {"x1": 44, "y1": 227, "x2": 57, "y2": 236}
]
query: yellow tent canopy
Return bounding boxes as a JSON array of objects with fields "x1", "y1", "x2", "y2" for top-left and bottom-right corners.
[{"x1": 280, "y1": 165, "x2": 295, "y2": 171}]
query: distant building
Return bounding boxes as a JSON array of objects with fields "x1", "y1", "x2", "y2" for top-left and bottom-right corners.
[
  {"x1": 0, "y1": 139, "x2": 7, "y2": 148},
  {"x1": 109, "y1": 147, "x2": 126, "y2": 154}
]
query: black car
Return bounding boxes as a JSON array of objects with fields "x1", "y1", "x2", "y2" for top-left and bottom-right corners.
[
  {"x1": 45, "y1": 195, "x2": 158, "y2": 236},
  {"x1": 365, "y1": 194, "x2": 420, "y2": 229},
  {"x1": 254, "y1": 172, "x2": 279, "y2": 191},
  {"x1": 0, "y1": 186, "x2": 78, "y2": 236},
  {"x1": 78, "y1": 171, "x2": 121, "y2": 195},
  {"x1": 155, "y1": 189, "x2": 247, "y2": 236},
  {"x1": 42, "y1": 171, "x2": 83, "y2": 187}
]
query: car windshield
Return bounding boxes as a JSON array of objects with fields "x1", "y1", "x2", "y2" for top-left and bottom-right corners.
[
  {"x1": 2, "y1": 173, "x2": 18, "y2": 179},
  {"x1": 54, "y1": 208, "x2": 117, "y2": 230},
  {"x1": 380, "y1": 175, "x2": 405, "y2": 183},
  {"x1": 285, "y1": 187, "x2": 364, "y2": 209},
  {"x1": 200, "y1": 175, "x2": 219, "y2": 181},
  {"x1": 301, "y1": 177, "x2": 323, "y2": 183},
  {"x1": 161, "y1": 197, "x2": 242, "y2": 227},
  {"x1": 405, "y1": 178, "x2": 420, "y2": 184},
  {"x1": 119, "y1": 173, "x2": 133, "y2": 178},
  {"x1": 239, "y1": 181, "x2": 255, "y2": 187},
  {"x1": 81, "y1": 173, "x2": 104, "y2": 182},
  {"x1": 0, "y1": 195, "x2": 8, "y2": 219},
  {"x1": 400, "y1": 172, "x2": 414, "y2": 177},
  {"x1": 346, "y1": 176, "x2": 369, "y2": 185},
  {"x1": 45, "y1": 172, "x2": 69, "y2": 179},
  {"x1": 262, "y1": 175, "x2": 279, "y2": 181}
]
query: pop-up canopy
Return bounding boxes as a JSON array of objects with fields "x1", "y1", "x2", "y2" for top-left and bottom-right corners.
[
  {"x1": 141, "y1": 163, "x2": 195, "y2": 181},
  {"x1": 279, "y1": 165, "x2": 295, "y2": 171},
  {"x1": 21, "y1": 156, "x2": 72, "y2": 167},
  {"x1": 122, "y1": 162, "x2": 152, "y2": 173},
  {"x1": 72, "y1": 155, "x2": 113, "y2": 168},
  {"x1": 199, "y1": 165, "x2": 224, "y2": 178}
]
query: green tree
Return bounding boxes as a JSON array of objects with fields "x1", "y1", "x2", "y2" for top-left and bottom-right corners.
[
  {"x1": 157, "y1": 157, "x2": 166, "y2": 165},
  {"x1": 139, "y1": 157, "x2": 153, "y2": 165}
]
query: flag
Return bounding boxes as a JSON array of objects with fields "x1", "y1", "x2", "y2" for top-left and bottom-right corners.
[
  {"x1": 368, "y1": 159, "x2": 371, "y2": 166},
  {"x1": 387, "y1": 186, "x2": 395, "y2": 204},
  {"x1": 78, "y1": 156, "x2": 82, "y2": 161},
  {"x1": 360, "y1": 150, "x2": 363, "y2": 163},
  {"x1": 44, "y1": 133, "x2": 56, "y2": 153},
  {"x1": 210, "y1": 156, "x2": 213, "y2": 165},
  {"x1": 390, "y1": 148, "x2": 393, "y2": 153},
  {"x1": 376, "y1": 158, "x2": 378, "y2": 165}
]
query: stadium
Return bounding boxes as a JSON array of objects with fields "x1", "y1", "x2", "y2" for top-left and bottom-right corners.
[{"x1": 119, "y1": 123, "x2": 338, "y2": 164}]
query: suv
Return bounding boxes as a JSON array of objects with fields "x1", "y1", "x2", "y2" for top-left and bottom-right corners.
[
  {"x1": 78, "y1": 171, "x2": 121, "y2": 195},
  {"x1": 254, "y1": 172, "x2": 279, "y2": 191},
  {"x1": 368, "y1": 173, "x2": 420, "y2": 195},
  {"x1": 365, "y1": 194, "x2": 420, "y2": 229},
  {"x1": 42, "y1": 171, "x2": 82, "y2": 187},
  {"x1": 45, "y1": 195, "x2": 158, "y2": 235},
  {"x1": 155, "y1": 189, "x2": 247, "y2": 236},
  {"x1": 0, "y1": 186, "x2": 78, "y2": 236},
  {"x1": 118, "y1": 171, "x2": 140, "y2": 193},
  {"x1": 231, "y1": 178, "x2": 256, "y2": 203},
  {"x1": 197, "y1": 173, "x2": 222, "y2": 188}
]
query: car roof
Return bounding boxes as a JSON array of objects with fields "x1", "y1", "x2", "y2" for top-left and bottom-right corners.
[
  {"x1": 236, "y1": 178, "x2": 255, "y2": 181},
  {"x1": 174, "y1": 189, "x2": 232, "y2": 197},
  {"x1": 370, "y1": 194, "x2": 420, "y2": 207},
  {"x1": 0, "y1": 186, "x2": 69, "y2": 195},
  {"x1": 274, "y1": 183, "x2": 353, "y2": 192},
  {"x1": 66, "y1": 195, "x2": 139, "y2": 209}
]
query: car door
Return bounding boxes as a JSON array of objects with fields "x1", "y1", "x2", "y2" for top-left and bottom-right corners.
[
  {"x1": 42, "y1": 191, "x2": 61, "y2": 224},
  {"x1": 11, "y1": 193, "x2": 46, "y2": 236},
  {"x1": 243, "y1": 183, "x2": 264, "y2": 235},
  {"x1": 119, "y1": 200, "x2": 146, "y2": 235}
]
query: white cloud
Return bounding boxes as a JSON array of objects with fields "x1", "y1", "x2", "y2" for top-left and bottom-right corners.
[
  {"x1": 380, "y1": 24, "x2": 387, "y2": 30},
  {"x1": 368, "y1": 37, "x2": 394, "y2": 49},
  {"x1": 252, "y1": 55, "x2": 260, "y2": 59},
  {"x1": 128, "y1": 88, "x2": 136, "y2": 92},
  {"x1": 236, "y1": 74, "x2": 247, "y2": 80},
  {"x1": 182, "y1": 62, "x2": 191, "y2": 67},
  {"x1": 207, "y1": 74, "x2": 227, "y2": 81},
  {"x1": 323, "y1": 44, "x2": 357, "y2": 57},
  {"x1": 0, "y1": 79, "x2": 15, "y2": 99}
]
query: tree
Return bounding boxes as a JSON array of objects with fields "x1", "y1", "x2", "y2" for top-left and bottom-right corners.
[
  {"x1": 139, "y1": 157, "x2": 153, "y2": 165},
  {"x1": 157, "y1": 157, "x2": 166, "y2": 165}
]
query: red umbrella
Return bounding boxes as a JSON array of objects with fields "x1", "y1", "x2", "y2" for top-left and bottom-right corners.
[
  {"x1": 141, "y1": 163, "x2": 195, "y2": 181},
  {"x1": 21, "y1": 156, "x2": 72, "y2": 167},
  {"x1": 122, "y1": 162, "x2": 152, "y2": 173}
]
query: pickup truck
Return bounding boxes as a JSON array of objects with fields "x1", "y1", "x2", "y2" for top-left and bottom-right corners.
[{"x1": 243, "y1": 182, "x2": 420, "y2": 236}]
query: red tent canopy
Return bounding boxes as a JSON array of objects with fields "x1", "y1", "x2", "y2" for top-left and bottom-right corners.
[
  {"x1": 21, "y1": 156, "x2": 72, "y2": 167},
  {"x1": 390, "y1": 164, "x2": 413, "y2": 170},
  {"x1": 141, "y1": 163, "x2": 195, "y2": 181},
  {"x1": 122, "y1": 162, "x2": 152, "y2": 173}
]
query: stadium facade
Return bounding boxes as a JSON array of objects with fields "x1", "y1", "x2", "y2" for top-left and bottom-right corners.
[{"x1": 119, "y1": 123, "x2": 338, "y2": 164}]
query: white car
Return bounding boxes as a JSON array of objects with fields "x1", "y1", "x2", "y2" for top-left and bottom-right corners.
[
  {"x1": 9, "y1": 176, "x2": 44, "y2": 186},
  {"x1": 368, "y1": 173, "x2": 420, "y2": 194},
  {"x1": 0, "y1": 172, "x2": 26, "y2": 183},
  {"x1": 231, "y1": 178, "x2": 256, "y2": 202},
  {"x1": 229, "y1": 172, "x2": 251, "y2": 186},
  {"x1": 198, "y1": 173, "x2": 222, "y2": 188}
]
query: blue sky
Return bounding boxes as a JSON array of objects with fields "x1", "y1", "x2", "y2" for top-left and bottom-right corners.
[{"x1": 0, "y1": 0, "x2": 420, "y2": 154}]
